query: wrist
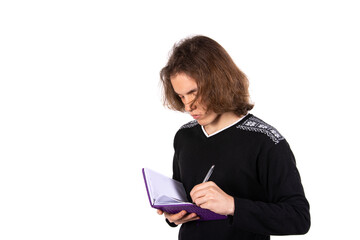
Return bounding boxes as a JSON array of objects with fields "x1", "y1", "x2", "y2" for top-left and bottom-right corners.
[{"x1": 227, "y1": 196, "x2": 235, "y2": 216}]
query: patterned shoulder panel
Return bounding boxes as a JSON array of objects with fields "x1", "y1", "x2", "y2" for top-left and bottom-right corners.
[
  {"x1": 179, "y1": 120, "x2": 199, "y2": 130},
  {"x1": 236, "y1": 115, "x2": 285, "y2": 144}
]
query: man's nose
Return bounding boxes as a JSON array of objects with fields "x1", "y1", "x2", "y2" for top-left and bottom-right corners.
[{"x1": 184, "y1": 98, "x2": 195, "y2": 112}]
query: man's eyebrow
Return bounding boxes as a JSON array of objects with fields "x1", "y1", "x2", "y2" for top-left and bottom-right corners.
[
  {"x1": 187, "y1": 88, "x2": 198, "y2": 94},
  {"x1": 176, "y1": 88, "x2": 198, "y2": 96}
]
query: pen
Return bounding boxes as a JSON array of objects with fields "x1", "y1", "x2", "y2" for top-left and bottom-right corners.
[{"x1": 202, "y1": 165, "x2": 215, "y2": 183}]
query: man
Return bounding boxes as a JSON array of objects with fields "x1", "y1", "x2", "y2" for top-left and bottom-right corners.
[{"x1": 157, "y1": 35, "x2": 310, "y2": 240}]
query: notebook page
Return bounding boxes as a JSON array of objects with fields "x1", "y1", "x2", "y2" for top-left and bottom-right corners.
[
  {"x1": 155, "y1": 195, "x2": 192, "y2": 205},
  {"x1": 144, "y1": 168, "x2": 188, "y2": 204}
]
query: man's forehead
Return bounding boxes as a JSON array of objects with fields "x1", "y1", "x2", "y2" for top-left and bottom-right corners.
[{"x1": 170, "y1": 73, "x2": 198, "y2": 95}]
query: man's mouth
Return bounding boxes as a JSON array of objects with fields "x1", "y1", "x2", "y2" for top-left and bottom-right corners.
[{"x1": 191, "y1": 114, "x2": 200, "y2": 120}]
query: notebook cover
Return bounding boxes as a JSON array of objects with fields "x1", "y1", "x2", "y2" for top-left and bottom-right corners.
[
  {"x1": 142, "y1": 168, "x2": 227, "y2": 221},
  {"x1": 154, "y1": 203, "x2": 227, "y2": 221}
]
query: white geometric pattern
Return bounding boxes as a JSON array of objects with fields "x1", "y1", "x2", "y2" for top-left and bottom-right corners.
[
  {"x1": 237, "y1": 116, "x2": 284, "y2": 144},
  {"x1": 180, "y1": 120, "x2": 199, "y2": 130}
]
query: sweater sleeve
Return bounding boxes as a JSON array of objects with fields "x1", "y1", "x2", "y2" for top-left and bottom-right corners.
[{"x1": 231, "y1": 140, "x2": 310, "y2": 235}]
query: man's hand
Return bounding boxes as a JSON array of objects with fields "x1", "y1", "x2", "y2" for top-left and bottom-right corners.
[
  {"x1": 190, "y1": 181, "x2": 235, "y2": 216},
  {"x1": 157, "y1": 209, "x2": 199, "y2": 225}
]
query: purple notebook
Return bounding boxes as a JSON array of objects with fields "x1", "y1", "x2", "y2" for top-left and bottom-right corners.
[{"x1": 142, "y1": 168, "x2": 227, "y2": 221}]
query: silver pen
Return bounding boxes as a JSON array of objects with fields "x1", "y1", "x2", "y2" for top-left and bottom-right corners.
[{"x1": 202, "y1": 165, "x2": 215, "y2": 183}]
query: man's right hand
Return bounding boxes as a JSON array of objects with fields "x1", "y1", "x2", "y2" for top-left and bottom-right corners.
[{"x1": 157, "y1": 209, "x2": 200, "y2": 225}]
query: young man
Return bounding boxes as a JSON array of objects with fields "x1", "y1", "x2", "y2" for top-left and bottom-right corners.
[{"x1": 158, "y1": 35, "x2": 310, "y2": 240}]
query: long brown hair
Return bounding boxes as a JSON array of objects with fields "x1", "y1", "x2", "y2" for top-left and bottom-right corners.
[{"x1": 160, "y1": 35, "x2": 254, "y2": 116}]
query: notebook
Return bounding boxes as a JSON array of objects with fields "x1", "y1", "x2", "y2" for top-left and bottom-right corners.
[{"x1": 142, "y1": 168, "x2": 227, "y2": 221}]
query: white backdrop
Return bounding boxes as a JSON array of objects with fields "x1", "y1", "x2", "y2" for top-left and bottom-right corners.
[{"x1": 1, "y1": 1, "x2": 359, "y2": 239}]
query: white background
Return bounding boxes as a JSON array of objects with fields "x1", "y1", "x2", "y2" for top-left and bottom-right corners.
[{"x1": 1, "y1": 1, "x2": 359, "y2": 239}]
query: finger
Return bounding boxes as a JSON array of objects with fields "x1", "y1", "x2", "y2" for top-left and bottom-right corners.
[
  {"x1": 190, "y1": 182, "x2": 206, "y2": 196},
  {"x1": 190, "y1": 181, "x2": 216, "y2": 199},
  {"x1": 175, "y1": 213, "x2": 200, "y2": 225},
  {"x1": 191, "y1": 188, "x2": 207, "y2": 202},
  {"x1": 193, "y1": 195, "x2": 209, "y2": 207},
  {"x1": 191, "y1": 186, "x2": 216, "y2": 203},
  {"x1": 198, "y1": 201, "x2": 212, "y2": 211},
  {"x1": 182, "y1": 212, "x2": 198, "y2": 221},
  {"x1": 173, "y1": 210, "x2": 187, "y2": 219},
  {"x1": 165, "y1": 210, "x2": 187, "y2": 222},
  {"x1": 157, "y1": 209, "x2": 163, "y2": 215},
  {"x1": 196, "y1": 181, "x2": 216, "y2": 190}
]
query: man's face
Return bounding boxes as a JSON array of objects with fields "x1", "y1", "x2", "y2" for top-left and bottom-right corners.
[{"x1": 170, "y1": 73, "x2": 218, "y2": 127}]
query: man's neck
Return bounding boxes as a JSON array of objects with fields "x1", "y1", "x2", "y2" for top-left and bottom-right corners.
[{"x1": 204, "y1": 112, "x2": 243, "y2": 136}]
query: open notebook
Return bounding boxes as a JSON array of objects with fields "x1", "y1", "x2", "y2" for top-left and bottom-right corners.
[{"x1": 142, "y1": 168, "x2": 227, "y2": 221}]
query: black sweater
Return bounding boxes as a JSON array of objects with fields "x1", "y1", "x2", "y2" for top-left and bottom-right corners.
[{"x1": 170, "y1": 114, "x2": 310, "y2": 240}]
